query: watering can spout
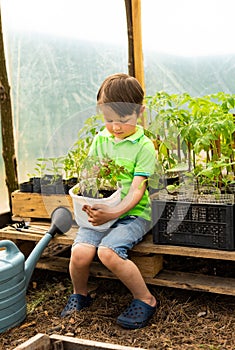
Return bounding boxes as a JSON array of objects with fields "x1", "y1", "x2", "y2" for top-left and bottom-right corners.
[{"x1": 25, "y1": 206, "x2": 73, "y2": 288}]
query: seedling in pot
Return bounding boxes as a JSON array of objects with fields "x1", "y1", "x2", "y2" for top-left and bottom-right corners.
[{"x1": 76, "y1": 156, "x2": 129, "y2": 199}]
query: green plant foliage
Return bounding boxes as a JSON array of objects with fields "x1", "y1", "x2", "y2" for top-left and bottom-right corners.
[
  {"x1": 27, "y1": 91, "x2": 235, "y2": 197},
  {"x1": 78, "y1": 156, "x2": 129, "y2": 198},
  {"x1": 145, "y1": 91, "x2": 235, "y2": 192},
  {"x1": 63, "y1": 114, "x2": 104, "y2": 180}
]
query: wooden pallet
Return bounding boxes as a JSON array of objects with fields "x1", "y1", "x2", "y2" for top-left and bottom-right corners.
[
  {"x1": 1, "y1": 223, "x2": 235, "y2": 296},
  {"x1": 14, "y1": 333, "x2": 145, "y2": 350},
  {"x1": 0, "y1": 224, "x2": 163, "y2": 278}
]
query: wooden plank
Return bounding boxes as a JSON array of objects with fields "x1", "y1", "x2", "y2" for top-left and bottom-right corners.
[
  {"x1": 145, "y1": 270, "x2": 235, "y2": 296},
  {"x1": 132, "y1": 234, "x2": 235, "y2": 261},
  {"x1": 0, "y1": 225, "x2": 76, "y2": 245},
  {"x1": 50, "y1": 334, "x2": 146, "y2": 349},
  {"x1": 1, "y1": 226, "x2": 234, "y2": 261},
  {"x1": 37, "y1": 256, "x2": 70, "y2": 273},
  {"x1": 13, "y1": 333, "x2": 50, "y2": 350},
  {"x1": 14, "y1": 333, "x2": 146, "y2": 350}
]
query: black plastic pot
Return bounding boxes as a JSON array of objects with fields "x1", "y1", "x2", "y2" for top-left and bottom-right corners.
[
  {"x1": 41, "y1": 184, "x2": 57, "y2": 194},
  {"x1": 41, "y1": 175, "x2": 63, "y2": 195},
  {"x1": 20, "y1": 175, "x2": 76, "y2": 195},
  {"x1": 55, "y1": 182, "x2": 64, "y2": 194},
  {"x1": 19, "y1": 181, "x2": 33, "y2": 193},
  {"x1": 63, "y1": 177, "x2": 78, "y2": 194},
  {"x1": 32, "y1": 177, "x2": 41, "y2": 193}
]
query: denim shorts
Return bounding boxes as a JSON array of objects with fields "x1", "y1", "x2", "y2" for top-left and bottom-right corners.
[{"x1": 73, "y1": 216, "x2": 151, "y2": 260}]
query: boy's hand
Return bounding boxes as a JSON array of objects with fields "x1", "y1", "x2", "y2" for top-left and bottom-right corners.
[
  {"x1": 82, "y1": 204, "x2": 116, "y2": 226},
  {"x1": 82, "y1": 176, "x2": 147, "y2": 226}
]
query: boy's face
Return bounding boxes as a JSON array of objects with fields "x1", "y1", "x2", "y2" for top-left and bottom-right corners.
[{"x1": 102, "y1": 106, "x2": 143, "y2": 140}]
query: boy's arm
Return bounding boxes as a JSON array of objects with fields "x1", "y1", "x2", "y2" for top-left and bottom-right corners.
[{"x1": 82, "y1": 175, "x2": 147, "y2": 226}]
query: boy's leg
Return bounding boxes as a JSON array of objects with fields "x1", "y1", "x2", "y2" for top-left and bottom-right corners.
[
  {"x1": 70, "y1": 243, "x2": 97, "y2": 295},
  {"x1": 98, "y1": 247, "x2": 156, "y2": 307},
  {"x1": 68, "y1": 226, "x2": 106, "y2": 295},
  {"x1": 61, "y1": 226, "x2": 102, "y2": 317},
  {"x1": 97, "y1": 216, "x2": 157, "y2": 328},
  {"x1": 61, "y1": 244, "x2": 96, "y2": 317}
]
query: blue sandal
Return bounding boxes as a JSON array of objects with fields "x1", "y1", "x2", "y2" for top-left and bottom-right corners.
[
  {"x1": 61, "y1": 293, "x2": 92, "y2": 317},
  {"x1": 117, "y1": 299, "x2": 156, "y2": 329}
]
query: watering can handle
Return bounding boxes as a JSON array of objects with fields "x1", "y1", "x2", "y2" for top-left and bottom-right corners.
[{"x1": 0, "y1": 240, "x2": 20, "y2": 255}]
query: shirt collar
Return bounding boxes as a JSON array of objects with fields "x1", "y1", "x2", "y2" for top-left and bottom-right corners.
[{"x1": 100, "y1": 125, "x2": 144, "y2": 143}]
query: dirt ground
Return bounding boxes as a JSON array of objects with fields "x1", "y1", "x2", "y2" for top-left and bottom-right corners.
[{"x1": 1, "y1": 267, "x2": 235, "y2": 350}]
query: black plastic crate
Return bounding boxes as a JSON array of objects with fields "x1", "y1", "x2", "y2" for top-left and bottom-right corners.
[{"x1": 152, "y1": 200, "x2": 235, "y2": 250}]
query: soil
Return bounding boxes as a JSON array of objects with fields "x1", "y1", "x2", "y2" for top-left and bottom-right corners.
[
  {"x1": 1, "y1": 268, "x2": 235, "y2": 350},
  {"x1": 80, "y1": 189, "x2": 116, "y2": 198}
]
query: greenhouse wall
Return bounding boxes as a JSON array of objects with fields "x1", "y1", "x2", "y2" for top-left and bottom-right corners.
[{"x1": 1, "y1": 0, "x2": 235, "y2": 212}]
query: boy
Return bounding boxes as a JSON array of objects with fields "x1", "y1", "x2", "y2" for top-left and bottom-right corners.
[{"x1": 61, "y1": 73, "x2": 157, "y2": 329}]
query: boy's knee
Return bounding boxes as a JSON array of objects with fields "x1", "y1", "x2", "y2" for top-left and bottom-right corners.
[
  {"x1": 97, "y1": 246, "x2": 117, "y2": 265},
  {"x1": 71, "y1": 243, "x2": 95, "y2": 266}
]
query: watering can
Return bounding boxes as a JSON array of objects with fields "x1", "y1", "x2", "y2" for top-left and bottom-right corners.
[{"x1": 0, "y1": 206, "x2": 73, "y2": 334}]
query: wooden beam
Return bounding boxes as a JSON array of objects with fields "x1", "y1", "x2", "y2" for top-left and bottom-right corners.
[
  {"x1": 0, "y1": 6, "x2": 19, "y2": 210},
  {"x1": 131, "y1": 0, "x2": 145, "y2": 92},
  {"x1": 124, "y1": 0, "x2": 145, "y2": 92},
  {"x1": 124, "y1": 0, "x2": 135, "y2": 77}
]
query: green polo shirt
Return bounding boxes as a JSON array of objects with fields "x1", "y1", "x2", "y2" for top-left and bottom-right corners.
[{"x1": 89, "y1": 125, "x2": 156, "y2": 221}]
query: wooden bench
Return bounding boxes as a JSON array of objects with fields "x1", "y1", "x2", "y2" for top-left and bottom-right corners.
[{"x1": 1, "y1": 221, "x2": 235, "y2": 296}]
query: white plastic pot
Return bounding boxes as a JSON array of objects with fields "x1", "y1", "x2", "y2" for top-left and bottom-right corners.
[{"x1": 69, "y1": 183, "x2": 122, "y2": 231}]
